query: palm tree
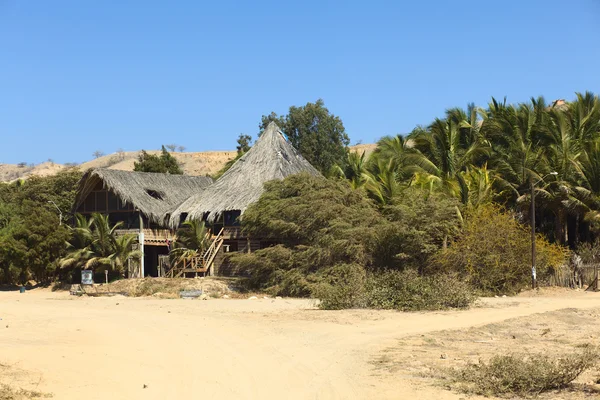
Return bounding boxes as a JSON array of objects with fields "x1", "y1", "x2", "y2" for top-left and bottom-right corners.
[
  {"x1": 60, "y1": 213, "x2": 141, "y2": 275},
  {"x1": 60, "y1": 214, "x2": 94, "y2": 269},
  {"x1": 330, "y1": 151, "x2": 370, "y2": 189},
  {"x1": 482, "y1": 98, "x2": 551, "y2": 199},
  {"x1": 364, "y1": 158, "x2": 405, "y2": 205},
  {"x1": 406, "y1": 107, "x2": 490, "y2": 200},
  {"x1": 170, "y1": 220, "x2": 210, "y2": 263},
  {"x1": 110, "y1": 234, "x2": 143, "y2": 274},
  {"x1": 373, "y1": 134, "x2": 412, "y2": 167},
  {"x1": 459, "y1": 165, "x2": 498, "y2": 209}
]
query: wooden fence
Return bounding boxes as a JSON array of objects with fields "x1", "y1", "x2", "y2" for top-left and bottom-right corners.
[{"x1": 549, "y1": 262, "x2": 599, "y2": 290}]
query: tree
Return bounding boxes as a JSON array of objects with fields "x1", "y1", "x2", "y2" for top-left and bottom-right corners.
[
  {"x1": 93, "y1": 150, "x2": 105, "y2": 159},
  {"x1": 177, "y1": 145, "x2": 186, "y2": 152},
  {"x1": 133, "y1": 146, "x2": 183, "y2": 174},
  {"x1": 260, "y1": 99, "x2": 350, "y2": 173},
  {"x1": 0, "y1": 169, "x2": 82, "y2": 284},
  {"x1": 60, "y1": 213, "x2": 141, "y2": 276},
  {"x1": 170, "y1": 220, "x2": 209, "y2": 264},
  {"x1": 330, "y1": 151, "x2": 370, "y2": 189},
  {"x1": 236, "y1": 134, "x2": 252, "y2": 154},
  {"x1": 166, "y1": 144, "x2": 177, "y2": 152},
  {"x1": 407, "y1": 106, "x2": 490, "y2": 200}
]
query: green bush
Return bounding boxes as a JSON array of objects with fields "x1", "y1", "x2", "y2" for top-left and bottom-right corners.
[
  {"x1": 433, "y1": 205, "x2": 568, "y2": 294},
  {"x1": 365, "y1": 270, "x2": 475, "y2": 311},
  {"x1": 311, "y1": 263, "x2": 367, "y2": 309},
  {"x1": 313, "y1": 268, "x2": 475, "y2": 311},
  {"x1": 451, "y1": 346, "x2": 599, "y2": 396}
]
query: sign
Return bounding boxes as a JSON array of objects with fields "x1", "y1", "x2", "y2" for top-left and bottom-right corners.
[{"x1": 81, "y1": 270, "x2": 94, "y2": 285}]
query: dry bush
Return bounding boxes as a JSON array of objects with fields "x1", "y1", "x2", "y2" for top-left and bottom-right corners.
[
  {"x1": 433, "y1": 205, "x2": 569, "y2": 294},
  {"x1": 451, "y1": 346, "x2": 599, "y2": 397},
  {"x1": 0, "y1": 384, "x2": 51, "y2": 399}
]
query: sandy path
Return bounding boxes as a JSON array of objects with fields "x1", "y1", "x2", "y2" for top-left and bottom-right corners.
[{"x1": 1, "y1": 290, "x2": 600, "y2": 399}]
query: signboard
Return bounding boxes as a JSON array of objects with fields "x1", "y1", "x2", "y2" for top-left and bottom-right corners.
[{"x1": 81, "y1": 270, "x2": 94, "y2": 285}]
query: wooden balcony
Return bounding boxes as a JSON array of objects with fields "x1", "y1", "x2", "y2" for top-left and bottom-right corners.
[{"x1": 115, "y1": 228, "x2": 174, "y2": 246}]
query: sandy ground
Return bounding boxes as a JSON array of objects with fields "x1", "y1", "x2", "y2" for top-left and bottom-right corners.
[{"x1": 2, "y1": 289, "x2": 600, "y2": 400}]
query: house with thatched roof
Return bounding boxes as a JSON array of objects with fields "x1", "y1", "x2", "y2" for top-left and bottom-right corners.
[
  {"x1": 73, "y1": 169, "x2": 213, "y2": 276},
  {"x1": 71, "y1": 122, "x2": 319, "y2": 278},
  {"x1": 166, "y1": 122, "x2": 320, "y2": 275}
]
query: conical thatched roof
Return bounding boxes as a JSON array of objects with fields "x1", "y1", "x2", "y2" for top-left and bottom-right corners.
[
  {"x1": 73, "y1": 169, "x2": 213, "y2": 225},
  {"x1": 169, "y1": 122, "x2": 320, "y2": 226}
]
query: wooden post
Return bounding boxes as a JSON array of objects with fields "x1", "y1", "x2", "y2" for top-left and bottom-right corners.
[{"x1": 139, "y1": 211, "x2": 145, "y2": 278}]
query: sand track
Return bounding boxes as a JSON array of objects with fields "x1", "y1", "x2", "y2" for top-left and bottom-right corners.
[{"x1": 1, "y1": 289, "x2": 600, "y2": 399}]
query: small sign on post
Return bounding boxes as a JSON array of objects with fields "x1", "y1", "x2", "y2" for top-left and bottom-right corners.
[
  {"x1": 104, "y1": 270, "x2": 109, "y2": 284},
  {"x1": 81, "y1": 270, "x2": 94, "y2": 285}
]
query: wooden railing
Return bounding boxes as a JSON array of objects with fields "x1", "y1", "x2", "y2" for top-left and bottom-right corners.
[
  {"x1": 115, "y1": 228, "x2": 173, "y2": 243},
  {"x1": 165, "y1": 228, "x2": 225, "y2": 278}
]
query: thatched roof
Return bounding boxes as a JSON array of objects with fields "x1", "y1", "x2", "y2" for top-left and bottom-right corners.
[
  {"x1": 169, "y1": 122, "x2": 320, "y2": 225},
  {"x1": 73, "y1": 169, "x2": 213, "y2": 225}
]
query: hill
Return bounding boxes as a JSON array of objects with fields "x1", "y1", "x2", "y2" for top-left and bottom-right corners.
[{"x1": 0, "y1": 144, "x2": 376, "y2": 182}]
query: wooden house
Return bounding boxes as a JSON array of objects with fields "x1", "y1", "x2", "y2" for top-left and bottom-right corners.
[
  {"x1": 72, "y1": 169, "x2": 213, "y2": 277},
  {"x1": 71, "y1": 122, "x2": 319, "y2": 279}
]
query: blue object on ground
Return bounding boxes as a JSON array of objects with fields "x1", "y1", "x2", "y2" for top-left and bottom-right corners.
[{"x1": 19, "y1": 287, "x2": 26, "y2": 293}]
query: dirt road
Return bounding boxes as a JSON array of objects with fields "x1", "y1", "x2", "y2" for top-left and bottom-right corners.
[{"x1": 1, "y1": 289, "x2": 600, "y2": 399}]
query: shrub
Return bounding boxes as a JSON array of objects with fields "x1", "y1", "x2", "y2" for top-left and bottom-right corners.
[
  {"x1": 312, "y1": 263, "x2": 367, "y2": 309},
  {"x1": 365, "y1": 270, "x2": 475, "y2": 311},
  {"x1": 451, "y1": 346, "x2": 599, "y2": 396},
  {"x1": 433, "y1": 205, "x2": 568, "y2": 294}
]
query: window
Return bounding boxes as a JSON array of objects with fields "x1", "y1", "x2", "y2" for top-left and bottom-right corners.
[
  {"x1": 146, "y1": 189, "x2": 164, "y2": 200},
  {"x1": 95, "y1": 191, "x2": 107, "y2": 211},
  {"x1": 84, "y1": 193, "x2": 95, "y2": 212},
  {"x1": 108, "y1": 191, "x2": 119, "y2": 211},
  {"x1": 224, "y1": 210, "x2": 241, "y2": 226}
]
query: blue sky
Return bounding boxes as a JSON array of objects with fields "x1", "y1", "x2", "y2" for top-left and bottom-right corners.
[{"x1": 1, "y1": 0, "x2": 599, "y2": 164}]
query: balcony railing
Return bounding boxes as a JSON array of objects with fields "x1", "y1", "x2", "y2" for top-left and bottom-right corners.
[{"x1": 116, "y1": 228, "x2": 173, "y2": 244}]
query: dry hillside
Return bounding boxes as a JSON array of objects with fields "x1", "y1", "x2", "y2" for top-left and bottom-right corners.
[{"x1": 0, "y1": 144, "x2": 376, "y2": 182}]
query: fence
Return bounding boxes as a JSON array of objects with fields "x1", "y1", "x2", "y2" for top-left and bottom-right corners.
[{"x1": 549, "y1": 262, "x2": 599, "y2": 289}]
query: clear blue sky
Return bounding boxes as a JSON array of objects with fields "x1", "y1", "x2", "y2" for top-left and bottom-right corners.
[{"x1": 1, "y1": 0, "x2": 599, "y2": 164}]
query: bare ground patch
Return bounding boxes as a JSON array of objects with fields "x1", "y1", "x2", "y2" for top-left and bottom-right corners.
[{"x1": 372, "y1": 307, "x2": 600, "y2": 399}]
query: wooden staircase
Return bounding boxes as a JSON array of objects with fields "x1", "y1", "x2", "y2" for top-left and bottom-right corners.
[{"x1": 165, "y1": 228, "x2": 225, "y2": 278}]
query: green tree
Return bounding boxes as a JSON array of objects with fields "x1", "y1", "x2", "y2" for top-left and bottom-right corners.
[
  {"x1": 231, "y1": 173, "x2": 461, "y2": 295},
  {"x1": 407, "y1": 107, "x2": 490, "y2": 200},
  {"x1": 236, "y1": 134, "x2": 252, "y2": 154},
  {"x1": 260, "y1": 99, "x2": 350, "y2": 173},
  {"x1": 170, "y1": 220, "x2": 209, "y2": 264},
  {"x1": 330, "y1": 151, "x2": 370, "y2": 189},
  {"x1": 134, "y1": 146, "x2": 183, "y2": 174},
  {"x1": 0, "y1": 169, "x2": 82, "y2": 284},
  {"x1": 60, "y1": 213, "x2": 141, "y2": 276}
]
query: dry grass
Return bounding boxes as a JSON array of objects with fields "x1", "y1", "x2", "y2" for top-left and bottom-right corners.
[
  {"x1": 0, "y1": 385, "x2": 51, "y2": 400},
  {"x1": 0, "y1": 364, "x2": 51, "y2": 400},
  {"x1": 1, "y1": 145, "x2": 373, "y2": 182},
  {"x1": 451, "y1": 346, "x2": 598, "y2": 397},
  {"x1": 371, "y1": 307, "x2": 600, "y2": 399},
  {"x1": 66, "y1": 277, "x2": 255, "y2": 299}
]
